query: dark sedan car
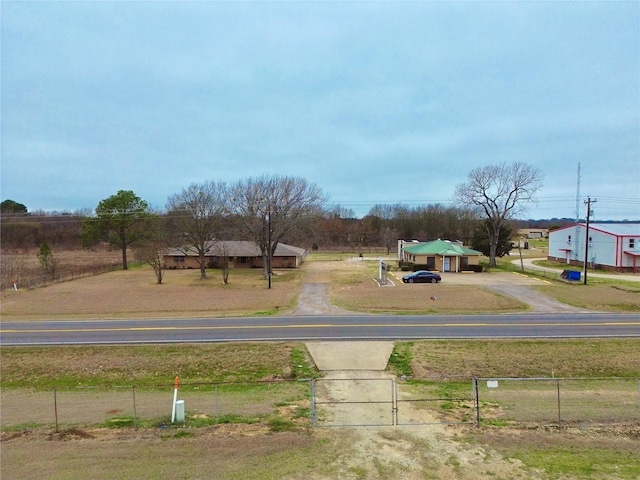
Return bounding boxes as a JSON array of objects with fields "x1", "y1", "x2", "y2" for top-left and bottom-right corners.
[{"x1": 402, "y1": 270, "x2": 442, "y2": 284}]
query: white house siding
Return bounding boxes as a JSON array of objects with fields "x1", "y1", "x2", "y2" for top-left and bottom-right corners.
[{"x1": 548, "y1": 223, "x2": 640, "y2": 271}]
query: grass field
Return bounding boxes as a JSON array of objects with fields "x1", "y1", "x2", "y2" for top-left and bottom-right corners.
[
  {"x1": 2, "y1": 340, "x2": 639, "y2": 479},
  {"x1": 1, "y1": 251, "x2": 639, "y2": 479}
]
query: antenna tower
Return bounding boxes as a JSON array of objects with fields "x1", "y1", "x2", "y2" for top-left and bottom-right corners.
[{"x1": 575, "y1": 162, "x2": 581, "y2": 223}]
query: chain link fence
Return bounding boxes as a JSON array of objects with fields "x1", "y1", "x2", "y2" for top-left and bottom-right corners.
[
  {"x1": 0, "y1": 381, "x2": 311, "y2": 432},
  {"x1": 2, "y1": 378, "x2": 638, "y2": 432},
  {"x1": 476, "y1": 377, "x2": 640, "y2": 426}
]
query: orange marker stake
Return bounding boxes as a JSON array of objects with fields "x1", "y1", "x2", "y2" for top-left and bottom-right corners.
[{"x1": 171, "y1": 376, "x2": 179, "y2": 423}]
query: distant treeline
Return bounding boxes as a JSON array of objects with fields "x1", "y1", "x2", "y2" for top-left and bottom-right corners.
[{"x1": 0, "y1": 206, "x2": 576, "y2": 253}]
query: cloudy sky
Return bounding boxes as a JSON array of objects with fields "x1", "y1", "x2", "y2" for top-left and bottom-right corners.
[{"x1": 2, "y1": 1, "x2": 638, "y2": 220}]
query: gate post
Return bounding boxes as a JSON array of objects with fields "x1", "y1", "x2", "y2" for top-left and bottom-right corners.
[
  {"x1": 310, "y1": 379, "x2": 317, "y2": 427},
  {"x1": 392, "y1": 379, "x2": 398, "y2": 427}
]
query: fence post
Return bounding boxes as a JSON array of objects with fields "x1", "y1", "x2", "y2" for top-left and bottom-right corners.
[
  {"x1": 310, "y1": 380, "x2": 316, "y2": 427},
  {"x1": 392, "y1": 379, "x2": 398, "y2": 427},
  {"x1": 474, "y1": 377, "x2": 480, "y2": 427},
  {"x1": 214, "y1": 385, "x2": 219, "y2": 423},
  {"x1": 54, "y1": 388, "x2": 59, "y2": 434},
  {"x1": 132, "y1": 386, "x2": 138, "y2": 429},
  {"x1": 556, "y1": 380, "x2": 562, "y2": 425}
]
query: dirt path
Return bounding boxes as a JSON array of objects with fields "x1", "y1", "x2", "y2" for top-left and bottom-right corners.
[
  {"x1": 286, "y1": 260, "x2": 364, "y2": 316},
  {"x1": 306, "y1": 343, "x2": 534, "y2": 479}
]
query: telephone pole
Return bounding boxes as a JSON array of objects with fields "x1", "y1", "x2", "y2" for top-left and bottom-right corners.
[{"x1": 583, "y1": 197, "x2": 596, "y2": 285}]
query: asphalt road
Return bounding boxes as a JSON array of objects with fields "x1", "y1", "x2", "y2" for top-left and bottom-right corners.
[{"x1": 1, "y1": 313, "x2": 639, "y2": 346}]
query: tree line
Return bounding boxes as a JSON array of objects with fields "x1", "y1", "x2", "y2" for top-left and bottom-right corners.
[{"x1": 2, "y1": 163, "x2": 549, "y2": 282}]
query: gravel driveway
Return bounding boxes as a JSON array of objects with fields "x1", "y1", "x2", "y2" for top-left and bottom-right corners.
[
  {"x1": 430, "y1": 271, "x2": 593, "y2": 313},
  {"x1": 291, "y1": 259, "x2": 588, "y2": 315}
]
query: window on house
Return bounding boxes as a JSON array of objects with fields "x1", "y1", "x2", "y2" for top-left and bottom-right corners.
[
  {"x1": 460, "y1": 257, "x2": 469, "y2": 268},
  {"x1": 174, "y1": 256, "x2": 185, "y2": 264},
  {"x1": 630, "y1": 239, "x2": 636, "y2": 249},
  {"x1": 426, "y1": 257, "x2": 436, "y2": 269},
  {"x1": 567, "y1": 235, "x2": 572, "y2": 244},
  {"x1": 238, "y1": 257, "x2": 248, "y2": 264}
]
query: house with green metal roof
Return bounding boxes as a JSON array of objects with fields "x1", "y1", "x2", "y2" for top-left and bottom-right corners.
[{"x1": 401, "y1": 239, "x2": 482, "y2": 272}]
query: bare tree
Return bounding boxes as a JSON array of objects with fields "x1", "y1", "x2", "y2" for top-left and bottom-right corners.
[
  {"x1": 166, "y1": 181, "x2": 228, "y2": 279},
  {"x1": 454, "y1": 162, "x2": 543, "y2": 267},
  {"x1": 228, "y1": 175, "x2": 327, "y2": 281},
  {"x1": 135, "y1": 240, "x2": 166, "y2": 284},
  {"x1": 214, "y1": 242, "x2": 231, "y2": 284}
]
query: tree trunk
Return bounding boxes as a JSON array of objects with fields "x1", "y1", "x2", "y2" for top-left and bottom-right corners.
[
  {"x1": 199, "y1": 252, "x2": 207, "y2": 279},
  {"x1": 488, "y1": 232, "x2": 499, "y2": 267},
  {"x1": 262, "y1": 252, "x2": 269, "y2": 279},
  {"x1": 122, "y1": 245, "x2": 128, "y2": 270}
]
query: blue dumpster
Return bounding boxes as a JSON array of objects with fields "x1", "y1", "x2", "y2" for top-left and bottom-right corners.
[{"x1": 567, "y1": 271, "x2": 581, "y2": 281}]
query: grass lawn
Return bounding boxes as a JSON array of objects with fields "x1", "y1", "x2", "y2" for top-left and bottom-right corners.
[{"x1": 2, "y1": 253, "x2": 639, "y2": 479}]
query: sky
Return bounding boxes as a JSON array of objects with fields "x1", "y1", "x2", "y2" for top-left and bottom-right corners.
[{"x1": 1, "y1": 1, "x2": 639, "y2": 221}]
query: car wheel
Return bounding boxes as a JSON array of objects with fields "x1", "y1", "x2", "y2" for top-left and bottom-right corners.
[
  {"x1": 431, "y1": 278, "x2": 437, "y2": 283},
  {"x1": 409, "y1": 278, "x2": 414, "y2": 284}
]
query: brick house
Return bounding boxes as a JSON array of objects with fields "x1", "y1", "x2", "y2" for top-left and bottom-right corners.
[{"x1": 163, "y1": 241, "x2": 308, "y2": 269}]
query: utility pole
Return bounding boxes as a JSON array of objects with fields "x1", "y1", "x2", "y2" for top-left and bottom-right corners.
[
  {"x1": 267, "y1": 203, "x2": 272, "y2": 289},
  {"x1": 583, "y1": 197, "x2": 596, "y2": 285}
]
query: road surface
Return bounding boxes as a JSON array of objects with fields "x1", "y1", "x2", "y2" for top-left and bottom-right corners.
[{"x1": 2, "y1": 313, "x2": 638, "y2": 345}]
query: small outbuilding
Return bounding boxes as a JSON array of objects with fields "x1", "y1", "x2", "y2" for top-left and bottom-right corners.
[{"x1": 399, "y1": 239, "x2": 482, "y2": 273}]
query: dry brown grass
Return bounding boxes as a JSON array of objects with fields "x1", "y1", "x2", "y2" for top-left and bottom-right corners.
[
  {"x1": 333, "y1": 282, "x2": 527, "y2": 314},
  {"x1": 0, "y1": 343, "x2": 303, "y2": 387},
  {"x1": 1, "y1": 266, "x2": 302, "y2": 320},
  {"x1": 409, "y1": 339, "x2": 640, "y2": 378},
  {"x1": 536, "y1": 283, "x2": 640, "y2": 312},
  {"x1": 0, "y1": 248, "x2": 123, "y2": 290},
  {"x1": 330, "y1": 264, "x2": 527, "y2": 314}
]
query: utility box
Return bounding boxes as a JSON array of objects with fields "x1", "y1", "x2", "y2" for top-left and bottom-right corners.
[{"x1": 175, "y1": 400, "x2": 185, "y2": 423}]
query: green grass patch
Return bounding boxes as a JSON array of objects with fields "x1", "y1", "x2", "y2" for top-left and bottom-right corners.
[
  {"x1": 165, "y1": 430, "x2": 196, "y2": 439},
  {"x1": 387, "y1": 342, "x2": 414, "y2": 377},
  {"x1": 487, "y1": 439, "x2": 640, "y2": 479},
  {"x1": 289, "y1": 347, "x2": 320, "y2": 379},
  {"x1": 268, "y1": 416, "x2": 296, "y2": 432},
  {"x1": 103, "y1": 416, "x2": 137, "y2": 428}
]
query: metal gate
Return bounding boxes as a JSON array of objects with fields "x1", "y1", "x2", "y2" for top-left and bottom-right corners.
[
  {"x1": 311, "y1": 377, "x2": 477, "y2": 427},
  {"x1": 311, "y1": 377, "x2": 396, "y2": 427}
]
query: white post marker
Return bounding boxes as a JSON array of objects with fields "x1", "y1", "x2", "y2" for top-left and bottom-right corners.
[{"x1": 171, "y1": 376, "x2": 179, "y2": 423}]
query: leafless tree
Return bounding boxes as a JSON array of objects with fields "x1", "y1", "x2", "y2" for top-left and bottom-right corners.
[
  {"x1": 135, "y1": 240, "x2": 165, "y2": 284},
  {"x1": 228, "y1": 175, "x2": 327, "y2": 281},
  {"x1": 214, "y1": 242, "x2": 231, "y2": 284},
  {"x1": 166, "y1": 181, "x2": 228, "y2": 279},
  {"x1": 454, "y1": 162, "x2": 543, "y2": 267}
]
